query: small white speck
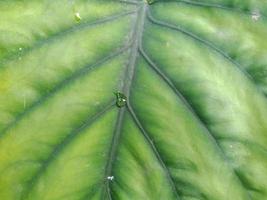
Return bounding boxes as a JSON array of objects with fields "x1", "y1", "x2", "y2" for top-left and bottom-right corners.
[
  {"x1": 19, "y1": 57, "x2": 22, "y2": 60},
  {"x1": 251, "y1": 12, "x2": 261, "y2": 21},
  {"x1": 230, "y1": 145, "x2": 233, "y2": 148},
  {"x1": 19, "y1": 47, "x2": 22, "y2": 51},
  {"x1": 107, "y1": 176, "x2": 114, "y2": 181}
]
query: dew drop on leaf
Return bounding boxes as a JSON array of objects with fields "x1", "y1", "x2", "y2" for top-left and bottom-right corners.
[
  {"x1": 74, "y1": 12, "x2": 82, "y2": 22},
  {"x1": 114, "y1": 92, "x2": 127, "y2": 108}
]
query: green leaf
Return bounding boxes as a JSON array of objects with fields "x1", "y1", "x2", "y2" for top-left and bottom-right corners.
[{"x1": 0, "y1": 0, "x2": 267, "y2": 199}]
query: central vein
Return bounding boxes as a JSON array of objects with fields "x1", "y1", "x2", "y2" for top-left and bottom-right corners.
[{"x1": 103, "y1": 3, "x2": 147, "y2": 200}]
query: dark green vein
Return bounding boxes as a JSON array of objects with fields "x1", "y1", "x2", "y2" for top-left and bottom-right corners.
[
  {"x1": 102, "y1": 4, "x2": 146, "y2": 200},
  {"x1": 139, "y1": 46, "x2": 196, "y2": 116},
  {"x1": 21, "y1": 101, "x2": 115, "y2": 200},
  {"x1": 146, "y1": 11, "x2": 250, "y2": 77},
  {"x1": 146, "y1": 11, "x2": 267, "y2": 97},
  {"x1": 153, "y1": 0, "x2": 266, "y2": 18},
  {"x1": 0, "y1": 45, "x2": 130, "y2": 139},
  {"x1": 139, "y1": 47, "x2": 252, "y2": 200},
  {"x1": 127, "y1": 104, "x2": 181, "y2": 199},
  {"x1": 0, "y1": 9, "x2": 136, "y2": 70}
]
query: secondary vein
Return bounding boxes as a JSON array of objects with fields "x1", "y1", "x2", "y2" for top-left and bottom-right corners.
[
  {"x1": 22, "y1": 101, "x2": 115, "y2": 200},
  {"x1": 127, "y1": 103, "x2": 181, "y2": 199},
  {"x1": 0, "y1": 10, "x2": 136, "y2": 71},
  {"x1": 0, "y1": 45, "x2": 130, "y2": 139},
  {"x1": 147, "y1": 10, "x2": 267, "y2": 99},
  {"x1": 139, "y1": 45, "x2": 252, "y2": 200}
]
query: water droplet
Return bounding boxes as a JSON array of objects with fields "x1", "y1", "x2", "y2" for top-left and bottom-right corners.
[
  {"x1": 74, "y1": 12, "x2": 82, "y2": 22},
  {"x1": 114, "y1": 92, "x2": 127, "y2": 108},
  {"x1": 251, "y1": 11, "x2": 260, "y2": 21},
  {"x1": 107, "y1": 176, "x2": 114, "y2": 181}
]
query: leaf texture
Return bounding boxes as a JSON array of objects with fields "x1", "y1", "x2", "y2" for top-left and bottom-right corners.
[{"x1": 0, "y1": 0, "x2": 267, "y2": 199}]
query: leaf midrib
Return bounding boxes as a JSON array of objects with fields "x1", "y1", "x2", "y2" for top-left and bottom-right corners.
[
  {"x1": 102, "y1": 4, "x2": 146, "y2": 199},
  {"x1": 104, "y1": 3, "x2": 182, "y2": 199}
]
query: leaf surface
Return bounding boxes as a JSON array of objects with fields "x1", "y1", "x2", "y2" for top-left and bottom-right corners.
[{"x1": 0, "y1": 0, "x2": 267, "y2": 199}]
